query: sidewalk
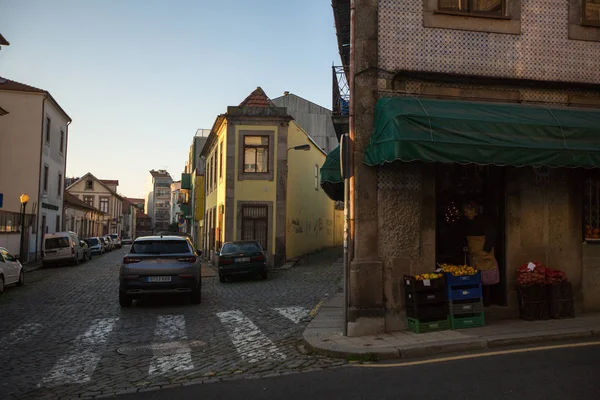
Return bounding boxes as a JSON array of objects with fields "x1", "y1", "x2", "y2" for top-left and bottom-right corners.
[{"x1": 303, "y1": 293, "x2": 600, "y2": 360}]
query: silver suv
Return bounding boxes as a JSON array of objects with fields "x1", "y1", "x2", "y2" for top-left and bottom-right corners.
[
  {"x1": 109, "y1": 234, "x2": 122, "y2": 249},
  {"x1": 118, "y1": 235, "x2": 202, "y2": 307}
]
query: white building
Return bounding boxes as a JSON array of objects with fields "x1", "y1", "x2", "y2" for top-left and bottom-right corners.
[
  {"x1": 0, "y1": 77, "x2": 72, "y2": 261},
  {"x1": 145, "y1": 170, "x2": 173, "y2": 232},
  {"x1": 170, "y1": 181, "x2": 181, "y2": 227}
]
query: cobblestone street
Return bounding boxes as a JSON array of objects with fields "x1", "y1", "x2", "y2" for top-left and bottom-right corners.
[{"x1": 0, "y1": 247, "x2": 346, "y2": 399}]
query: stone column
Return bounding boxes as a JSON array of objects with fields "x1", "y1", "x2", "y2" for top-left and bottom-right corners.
[{"x1": 347, "y1": 0, "x2": 385, "y2": 336}]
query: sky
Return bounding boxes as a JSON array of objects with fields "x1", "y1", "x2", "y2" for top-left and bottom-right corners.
[{"x1": 0, "y1": 0, "x2": 340, "y2": 198}]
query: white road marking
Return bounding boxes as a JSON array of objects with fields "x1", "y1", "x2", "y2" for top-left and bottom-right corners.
[
  {"x1": 217, "y1": 310, "x2": 286, "y2": 363},
  {"x1": 39, "y1": 318, "x2": 118, "y2": 387},
  {"x1": 149, "y1": 315, "x2": 193, "y2": 375},
  {"x1": 273, "y1": 306, "x2": 309, "y2": 324},
  {"x1": 0, "y1": 323, "x2": 43, "y2": 346}
]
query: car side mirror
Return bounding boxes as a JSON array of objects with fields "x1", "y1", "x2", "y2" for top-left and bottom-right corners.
[
  {"x1": 196, "y1": 250, "x2": 202, "y2": 256},
  {"x1": 215, "y1": 251, "x2": 220, "y2": 257}
]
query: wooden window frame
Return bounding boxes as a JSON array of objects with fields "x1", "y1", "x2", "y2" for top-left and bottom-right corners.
[
  {"x1": 45, "y1": 117, "x2": 51, "y2": 144},
  {"x1": 43, "y1": 165, "x2": 49, "y2": 193},
  {"x1": 58, "y1": 173, "x2": 62, "y2": 198},
  {"x1": 582, "y1": 0, "x2": 600, "y2": 27},
  {"x1": 437, "y1": 0, "x2": 506, "y2": 18},
  {"x1": 424, "y1": 0, "x2": 521, "y2": 34},
  {"x1": 99, "y1": 197, "x2": 109, "y2": 214},
  {"x1": 60, "y1": 130, "x2": 65, "y2": 154},
  {"x1": 219, "y1": 141, "x2": 223, "y2": 181},
  {"x1": 85, "y1": 179, "x2": 93, "y2": 190},
  {"x1": 243, "y1": 135, "x2": 270, "y2": 174},
  {"x1": 83, "y1": 196, "x2": 94, "y2": 206}
]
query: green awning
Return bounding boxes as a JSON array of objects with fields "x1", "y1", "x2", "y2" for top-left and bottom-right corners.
[
  {"x1": 365, "y1": 97, "x2": 600, "y2": 168},
  {"x1": 320, "y1": 145, "x2": 343, "y2": 201}
]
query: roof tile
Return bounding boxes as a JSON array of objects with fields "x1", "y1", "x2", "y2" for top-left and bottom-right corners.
[{"x1": 239, "y1": 87, "x2": 276, "y2": 108}]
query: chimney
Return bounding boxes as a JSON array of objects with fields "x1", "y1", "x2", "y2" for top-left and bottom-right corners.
[{"x1": 284, "y1": 91, "x2": 289, "y2": 96}]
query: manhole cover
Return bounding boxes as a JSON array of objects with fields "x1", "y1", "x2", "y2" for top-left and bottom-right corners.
[{"x1": 117, "y1": 340, "x2": 207, "y2": 356}]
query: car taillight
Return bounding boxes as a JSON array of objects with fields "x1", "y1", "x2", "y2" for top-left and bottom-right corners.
[
  {"x1": 178, "y1": 274, "x2": 195, "y2": 279},
  {"x1": 123, "y1": 257, "x2": 142, "y2": 264},
  {"x1": 219, "y1": 258, "x2": 233, "y2": 265},
  {"x1": 251, "y1": 254, "x2": 265, "y2": 262},
  {"x1": 176, "y1": 256, "x2": 196, "y2": 263}
]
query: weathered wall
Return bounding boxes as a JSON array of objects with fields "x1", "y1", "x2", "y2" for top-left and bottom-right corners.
[{"x1": 582, "y1": 245, "x2": 600, "y2": 312}]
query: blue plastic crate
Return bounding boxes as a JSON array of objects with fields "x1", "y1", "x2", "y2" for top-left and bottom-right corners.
[
  {"x1": 448, "y1": 285, "x2": 482, "y2": 301},
  {"x1": 445, "y1": 271, "x2": 481, "y2": 287}
]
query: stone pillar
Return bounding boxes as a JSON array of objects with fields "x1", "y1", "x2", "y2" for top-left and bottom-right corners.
[{"x1": 347, "y1": 0, "x2": 385, "y2": 336}]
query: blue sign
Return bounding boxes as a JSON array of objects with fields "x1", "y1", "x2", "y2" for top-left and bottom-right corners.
[{"x1": 0, "y1": 193, "x2": 3, "y2": 208}]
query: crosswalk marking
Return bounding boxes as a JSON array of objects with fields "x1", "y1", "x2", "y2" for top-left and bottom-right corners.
[
  {"x1": 273, "y1": 306, "x2": 309, "y2": 324},
  {"x1": 217, "y1": 310, "x2": 286, "y2": 363},
  {"x1": 148, "y1": 315, "x2": 193, "y2": 375},
  {"x1": 0, "y1": 323, "x2": 43, "y2": 346},
  {"x1": 39, "y1": 317, "x2": 118, "y2": 387}
]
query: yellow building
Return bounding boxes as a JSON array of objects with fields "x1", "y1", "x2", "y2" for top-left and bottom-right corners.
[{"x1": 201, "y1": 87, "x2": 343, "y2": 267}]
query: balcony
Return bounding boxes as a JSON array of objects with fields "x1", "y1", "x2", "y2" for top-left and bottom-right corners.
[
  {"x1": 332, "y1": 65, "x2": 350, "y2": 140},
  {"x1": 179, "y1": 204, "x2": 192, "y2": 219},
  {"x1": 181, "y1": 173, "x2": 192, "y2": 190},
  {"x1": 177, "y1": 192, "x2": 189, "y2": 205}
]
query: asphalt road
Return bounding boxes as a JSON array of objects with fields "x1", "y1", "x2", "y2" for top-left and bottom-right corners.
[
  {"x1": 118, "y1": 342, "x2": 600, "y2": 400},
  {"x1": 0, "y1": 246, "x2": 345, "y2": 399}
]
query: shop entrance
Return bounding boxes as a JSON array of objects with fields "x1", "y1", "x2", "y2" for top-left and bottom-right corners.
[{"x1": 435, "y1": 164, "x2": 507, "y2": 306}]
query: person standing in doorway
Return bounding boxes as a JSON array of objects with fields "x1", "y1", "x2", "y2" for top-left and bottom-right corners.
[{"x1": 460, "y1": 200, "x2": 499, "y2": 307}]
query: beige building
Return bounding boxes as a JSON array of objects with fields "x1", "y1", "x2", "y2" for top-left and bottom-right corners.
[
  {"x1": 66, "y1": 173, "x2": 124, "y2": 236},
  {"x1": 327, "y1": 0, "x2": 600, "y2": 335},
  {"x1": 0, "y1": 77, "x2": 72, "y2": 261},
  {"x1": 63, "y1": 192, "x2": 106, "y2": 238}
]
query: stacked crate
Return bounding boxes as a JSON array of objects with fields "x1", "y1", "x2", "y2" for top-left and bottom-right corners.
[
  {"x1": 446, "y1": 271, "x2": 485, "y2": 329},
  {"x1": 404, "y1": 275, "x2": 449, "y2": 333}
]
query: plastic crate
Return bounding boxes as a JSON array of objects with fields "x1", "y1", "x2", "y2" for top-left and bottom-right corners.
[
  {"x1": 450, "y1": 299, "x2": 484, "y2": 315},
  {"x1": 450, "y1": 313, "x2": 485, "y2": 329},
  {"x1": 404, "y1": 275, "x2": 446, "y2": 292},
  {"x1": 407, "y1": 317, "x2": 450, "y2": 334},
  {"x1": 448, "y1": 285, "x2": 482, "y2": 301},
  {"x1": 406, "y1": 290, "x2": 448, "y2": 305},
  {"x1": 548, "y1": 282, "x2": 574, "y2": 319},
  {"x1": 445, "y1": 271, "x2": 481, "y2": 287},
  {"x1": 406, "y1": 301, "x2": 448, "y2": 319}
]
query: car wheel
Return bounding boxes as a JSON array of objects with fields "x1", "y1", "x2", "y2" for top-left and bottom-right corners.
[
  {"x1": 0, "y1": 275, "x2": 4, "y2": 294},
  {"x1": 119, "y1": 292, "x2": 132, "y2": 307},
  {"x1": 17, "y1": 270, "x2": 24, "y2": 286},
  {"x1": 219, "y1": 273, "x2": 226, "y2": 283},
  {"x1": 191, "y1": 285, "x2": 202, "y2": 304},
  {"x1": 261, "y1": 268, "x2": 268, "y2": 280}
]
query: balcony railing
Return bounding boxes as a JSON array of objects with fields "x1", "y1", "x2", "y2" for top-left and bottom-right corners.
[{"x1": 332, "y1": 65, "x2": 349, "y2": 116}]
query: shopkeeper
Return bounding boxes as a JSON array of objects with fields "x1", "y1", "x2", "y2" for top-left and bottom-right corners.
[{"x1": 460, "y1": 200, "x2": 499, "y2": 307}]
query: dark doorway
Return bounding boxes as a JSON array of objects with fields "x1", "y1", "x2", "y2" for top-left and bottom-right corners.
[
  {"x1": 435, "y1": 164, "x2": 507, "y2": 306},
  {"x1": 241, "y1": 205, "x2": 268, "y2": 251}
]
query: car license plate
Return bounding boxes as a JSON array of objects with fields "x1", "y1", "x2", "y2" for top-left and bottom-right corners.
[
  {"x1": 147, "y1": 276, "x2": 171, "y2": 283},
  {"x1": 235, "y1": 257, "x2": 250, "y2": 263}
]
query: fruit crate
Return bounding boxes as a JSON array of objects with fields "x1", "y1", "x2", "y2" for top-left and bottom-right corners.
[
  {"x1": 447, "y1": 285, "x2": 483, "y2": 301},
  {"x1": 450, "y1": 313, "x2": 485, "y2": 329},
  {"x1": 406, "y1": 290, "x2": 448, "y2": 305},
  {"x1": 404, "y1": 275, "x2": 446, "y2": 292},
  {"x1": 407, "y1": 316, "x2": 450, "y2": 334},
  {"x1": 450, "y1": 299, "x2": 484, "y2": 315},
  {"x1": 445, "y1": 271, "x2": 481, "y2": 287},
  {"x1": 406, "y1": 301, "x2": 448, "y2": 319},
  {"x1": 517, "y1": 284, "x2": 549, "y2": 321},
  {"x1": 547, "y1": 282, "x2": 575, "y2": 319}
]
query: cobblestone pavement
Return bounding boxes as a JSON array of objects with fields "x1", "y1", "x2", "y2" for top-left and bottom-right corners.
[{"x1": 0, "y1": 247, "x2": 346, "y2": 399}]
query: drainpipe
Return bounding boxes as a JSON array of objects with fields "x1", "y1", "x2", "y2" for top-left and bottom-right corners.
[{"x1": 34, "y1": 95, "x2": 48, "y2": 261}]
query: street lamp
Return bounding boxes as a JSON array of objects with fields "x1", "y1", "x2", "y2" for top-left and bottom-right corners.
[{"x1": 19, "y1": 193, "x2": 29, "y2": 262}]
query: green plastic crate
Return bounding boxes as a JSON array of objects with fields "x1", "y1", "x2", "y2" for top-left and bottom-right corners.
[
  {"x1": 407, "y1": 317, "x2": 450, "y2": 334},
  {"x1": 450, "y1": 313, "x2": 485, "y2": 329}
]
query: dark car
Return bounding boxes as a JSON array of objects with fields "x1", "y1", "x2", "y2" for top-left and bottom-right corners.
[
  {"x1": 216, "y1": 240, "x2": 267, "y2": 283},
  {"x1": 118, "y1": 235, "x2": 202, "y2": 307}
]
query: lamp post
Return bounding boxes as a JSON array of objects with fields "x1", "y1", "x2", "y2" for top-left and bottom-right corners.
[{"x1": 19, "y1": 193, "x2": 29, "y2": 262}]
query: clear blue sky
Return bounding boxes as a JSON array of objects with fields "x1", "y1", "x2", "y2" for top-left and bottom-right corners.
[{"x1": 0, "y1": 0, "x2": 340, "y2": 198}]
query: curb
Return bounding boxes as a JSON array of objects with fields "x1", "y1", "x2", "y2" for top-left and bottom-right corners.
[{"x1": 23, "y1": 262, "x2": 43, "y2": 274}]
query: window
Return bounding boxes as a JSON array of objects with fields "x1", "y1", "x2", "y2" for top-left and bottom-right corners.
[
  {"x1": 315, "y1": 165, "x2": 319, "y2": 190},
  {"x1": 0, "y1": 211, "x2": 29, "y2": 233},
  {"x1": 43, "y1": 166, "x2": 49, "y2": 192},
  {"x1": 583, "y1": 0, "x2": 600, "y2": 25},
  {"x1": 45, "y1": 117, "x2": 51, "y2": 143},
  {"x1": 60, "y1": 130, "x2": 65, "y2": 153},
  {"x1": 83, "y1": 196, "x2": 93, "y2": 206},
  {"x1": 213, "y1": 153, "x2": 217, "y2": 186},
  {"x1": 58, "y1": 173, "x2": 62, "y2": 197},
  {"x1": 131, "y1": 239, "x2": 190, "y2": 255},
  {"x1": 55, "y1": 215, "x2": 61, "y2": 232},
  {"x1": 219, "y1": 142, "x2": 223, "y2": 179},
  {"x1": 438, "y1": 0, "x2": 504, "y2": 15},
  {"x1": 85, "y1": 179, "x2": 93, "y2": 190},
  {"x1": 100, "y1": 197, "x2": 109, "y2": 213},
  {"x1": 243, "y1": 136, "x2": 269, "y2": 173},
  {"x1": 45, "y1": 237, "x2": 69, "y2": 250}
]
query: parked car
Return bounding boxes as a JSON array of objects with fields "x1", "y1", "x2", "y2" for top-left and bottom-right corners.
[
  {"x1": 43, "y1": 231, "x2": 85, "y2": 266},
  {"x1": 104, "y1": 236, "x2": 115, "y2": 251},
  {"x1": 118, "y1": 235, "x2": 202, "y2": 307},
  {"x1": 99, "y1": 236, "x2": 109, "y2": 253},
  {"x1": 109, "y1": 233, "x2": 122, "y2": 249},
  {"x1": 122, "y1": 236, "x2": 133, "y2": 245},
  {"x1": 80, "y1": 240, "x2": 93, "y2": 261},
  {"x1": 83, "y1": 237, "x2": 104, "y2": 255},
  {"x1": 0, "y1": 247, "x2": 24, "y2": 294},
  {"x1": 216, "y1": 240, "x2": 267, "y2": 283}
]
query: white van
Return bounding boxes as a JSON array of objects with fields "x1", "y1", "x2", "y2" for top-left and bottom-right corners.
[{"x1": 43, "y1": 231, "x2": 85, "y2": 266}]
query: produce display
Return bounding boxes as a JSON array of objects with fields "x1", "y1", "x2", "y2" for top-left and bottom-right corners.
[
  {"x1": 516, "y1": 261, "x2": 568, "y2": 286},
  {"x1": 414, "y1": 273, "x2": 444, "y2": 281},
  {"x1": 438, "y1": 264, "x2": 478, "y2": 276},
  {"x1": 585, "y1": 224, "x2": 600, "y2": 239}
]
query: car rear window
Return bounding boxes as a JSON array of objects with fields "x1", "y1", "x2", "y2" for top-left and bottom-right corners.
[
  {"x1": 45, "y1": 237, "x2": 70, "y2": 249},
  {"x1": 110, "y1": 234, "x2": 118, "y2": 239},
  {"x1": 221, "y1": 242, "x2": 261, "y2": 254},
  {"x1": 88, "y1": 238, "x2": 99, "y2": 245},
  {"x1": 130, "y1": 240, "x2": 190, "y2": 254}
]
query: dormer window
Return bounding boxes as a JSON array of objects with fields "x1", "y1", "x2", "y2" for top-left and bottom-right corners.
[{"x1": 85, "y1": 180, "x2": 93, "y2": 190}]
